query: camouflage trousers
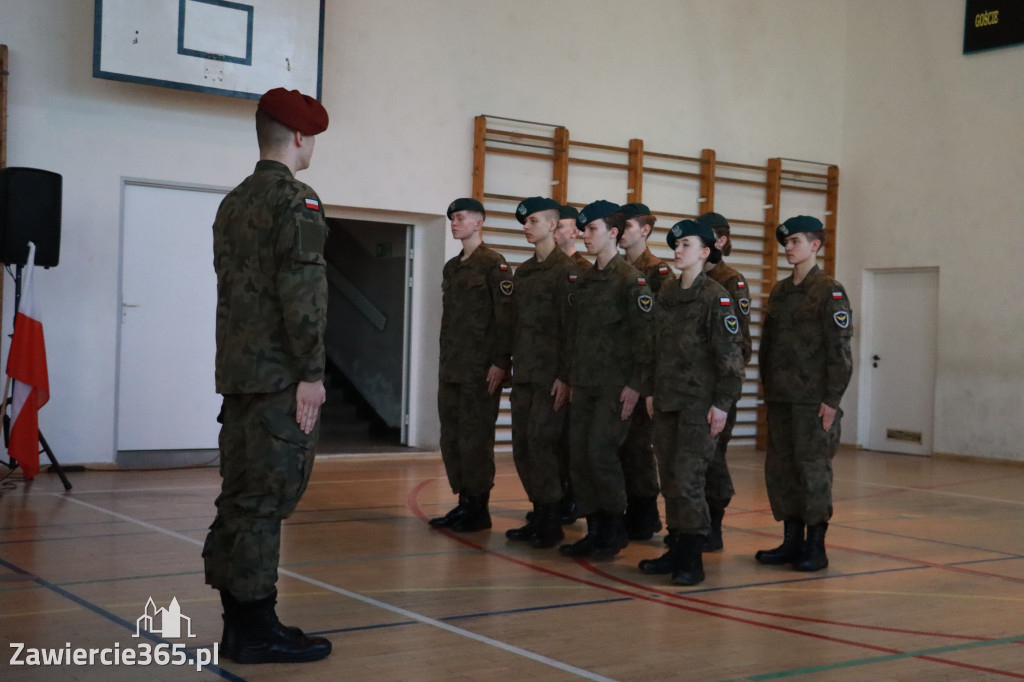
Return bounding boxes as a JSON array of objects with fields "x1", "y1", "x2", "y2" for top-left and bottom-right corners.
[
  {"x1": 618, "y1": 403, "x2": 661, "y2": 498},
  {"x1": 568, "y1": 385, "x2": 631, "y2": 516},
  {"x1": 704, "y1": 402, "x2": 738, "y2": 509},
  {"x1": 437, "y1": 380, "x2": 500, "y2": 495},
  {"x1": 764, "y1": 402, "x2": 842, "y2": 526},
  {"x1": 653, "y1": 409, "x2": 715, "y2": 534},
  {"x1": 203, "y1": 387, "x2": 318, "y2": 602},
  {"x1": 510, "y1": 383, "x2": 566, "y2": 505}
]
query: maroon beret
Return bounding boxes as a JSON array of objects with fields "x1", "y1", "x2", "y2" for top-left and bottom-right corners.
[{"x1": 257, "y1": 88, "x2": 329, "y2": 135}]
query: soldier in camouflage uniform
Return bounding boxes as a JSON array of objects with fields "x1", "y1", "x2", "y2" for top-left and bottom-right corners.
[
  {"x1": 429, "y1": 198, "x2": 514, "y2": 533},
  {"x1": 204, "y1": 88, "x2": 332, "y2": 664},
  {"x1": 696, "y1": 212, "x2": 753, "y2": 552},
  {"x1": 505, "y1": 197, "x2": 582, "y2": 548},
  {"x1": 559, "y1": 200, "x2": 654, "y2": 559},
  {"x1": 756, "y1": 215, "x2": 853, "y2": 572},
  {"x1": 617, "y1": 203, "x2": 675, "y2": 540},
  {"x1": 637, "y1": 220, "x2": 744, "y2": 586},
  {"x1": 549, "y1": 204, "x2": 590, "y2": 522}
]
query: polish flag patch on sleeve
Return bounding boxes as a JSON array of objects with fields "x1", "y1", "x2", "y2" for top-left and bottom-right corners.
[
  {"x1": 832, "y1": 290, "x2": 844, "y2": 300},
  {"x1": 637, "y1": 277, "x2": 647, "y2": 286},
  {"x1": 499, "y1": 263, "x2": 509, "y2": 271},
  {"x1": 737, "y1": 281, "x2": 746, "y2": 289},
  {"x1": 658, "y1": 265, "x2": 669, "y2": 275},
  {"x1": 304, "y1": 198, "x2": 320, "y2": 210},
  {"x1": 720, "y1": 297, "x2": 732, "y2": 306}
]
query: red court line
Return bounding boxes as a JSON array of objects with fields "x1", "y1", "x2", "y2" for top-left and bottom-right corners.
[{"x1": 407, "y1": 479, "x2": 1024, "y2": 679}]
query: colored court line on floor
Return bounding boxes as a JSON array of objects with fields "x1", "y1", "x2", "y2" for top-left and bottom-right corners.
[
  {"x1": 742, "y1": 633, "x2": 1024, "y2": 680},
  {"x1": 0, "y1": 556, "x2": 243, "y2": 681},
  {"x1": 407, "y1": 479, "x2": 1024, "y2": 680},
  {"x1": 53, "y1": 494, "x2": 620, "y2": 682}
]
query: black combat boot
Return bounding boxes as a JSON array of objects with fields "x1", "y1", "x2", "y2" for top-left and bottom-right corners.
[
  {"x1": 528, "y1": 502, "x2": 565, "y2": 548},
  {"x1": 429, "y1": 492, "x2": 470, "y2": 528},
  {"x1": 559, "y1": 514, "x2": 600, "y2": 557},
  {"x1": 226, "y1": 590, "x2": 332, "y2": 664},
  {"x1": 451, "y1": 491, "x2": 491, "y2": 532},
  {"x1": 505, "y1": 504, "x2": 540, "y2": 541},
  {"x1": 755, "y1": 519, "x2": 805, "y2": 565},
  {"x1": 593, "y1": 511, "x2": 629, "y2": 559},
  {"x1": 701, "y1": 504, "x2": 725, "y2": 552},
  {"x1": 671, "y1": 534, "x2": 705, "y2": 586},
  {"x1": 219, "y1": 590, "x2": 241, "y2": 657},
  {"x1": 794, "y1": 522, "x2": 829, "y2": 572},
  {"x1": 625, "y1": 496, "x2": 663, "y2": 541},
  {"x1": 559, "y1": 495, "x2": 580, "y2": 525},
  {"x1": 638, "y1": 529, "x2": 678, "y2": 575}
]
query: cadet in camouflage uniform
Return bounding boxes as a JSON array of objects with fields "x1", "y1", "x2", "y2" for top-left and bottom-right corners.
[
  {"x1": 505, "y1": 197, "x2": 581, "y2": 548},
  {"x1": 696, "y1": 212, "x2": 753, "y2": 552},
  {"x1": 637, "y1": 220, "x2": 744, "y2": 586},
  {"x1": 204, "y1": 88, "x2": 332, "y2": 664},
  {"x1": 559, "y1": 200, "x2": 654, "y2": 559},
  {"x1": 617, "y1": 203, "x2": 675, "y2": 540},
  {"x1": 429, "y1": 198, "x2": 514, "y2": 533},
  {"x1": 756, "y1": 215, "x2": 853, "y2": 572},
  {"x1": 549, "y1": 203, "x2": 590, "y2": 522}
]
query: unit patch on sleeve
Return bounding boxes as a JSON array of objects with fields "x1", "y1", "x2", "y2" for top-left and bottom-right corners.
[
  {"x1": 833, "y1": 311, "x2": 850, "y2": 328},
  {"x1": 738, "y1": 298, "x2": 750, "y2": 316},
  {"x1": 500, "y1": 280, "x2": 514, "y2": 296},
  {"x1": 724, "y1": 315, "x2": 739, "y2": 335},
  {"x1": 638, "y1": 294, "x2": 653, "y2": 312}
]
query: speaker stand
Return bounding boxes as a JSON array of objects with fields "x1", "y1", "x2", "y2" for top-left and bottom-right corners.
[{"x1": 1, "y1": 263, "x2": 71, "y2": 491}]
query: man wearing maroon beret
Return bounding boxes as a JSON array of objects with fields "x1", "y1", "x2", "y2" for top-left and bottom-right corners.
[{"x1": 204, "y1": 87, "x2": 333, "y2": 664}]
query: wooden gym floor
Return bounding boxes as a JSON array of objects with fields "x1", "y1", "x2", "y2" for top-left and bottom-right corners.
[{"x1": 2, "y1": 445, "x2": 1024, "y2": 681}]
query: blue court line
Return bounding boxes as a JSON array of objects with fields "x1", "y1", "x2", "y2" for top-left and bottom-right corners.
[
  {"x1": 0, "y1": 556, "x2": 245, "y2": 681},
  {"x1": 742, "y1": 633, "x2": 1024, "y2": 680}
]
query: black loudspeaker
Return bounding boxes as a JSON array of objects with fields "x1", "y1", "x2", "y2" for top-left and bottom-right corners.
[{"x1": 0, "y1": 167, "x2": 62, "y2": 267}]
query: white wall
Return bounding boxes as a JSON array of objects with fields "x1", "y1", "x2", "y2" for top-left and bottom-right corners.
[
  {"x1": 0, "y1": 0, "x2": 858, "y2": 464},
  {"x1": 840, "y1": 0, "x2": 1024, "y2": 460}
]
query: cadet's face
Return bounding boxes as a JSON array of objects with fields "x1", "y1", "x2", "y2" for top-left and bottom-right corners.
[
  {"x1": 450, "y1": 211, "x2": 483, "y2": 240},
  {"x1": 553, "y1": 218, "x2": 578, "y2": 249},
  {"x1": 582, "y1": 219, "x2": 614, "y2": 255},
  {"x1": 523, "y1": 213, "x2": 555, "y2": 245},
  {"x1": 619, "y1": 219, "x2": 645, "y2": 249},
  {"x1": 783, "y1": 233, "x2": 818, "y2": 265},
  {"x1": 673, "y1": 236, "x2": 709, "y2": 270}
]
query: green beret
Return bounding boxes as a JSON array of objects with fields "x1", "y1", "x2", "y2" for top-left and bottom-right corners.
[
  {"x1": 447, "y1": 197, "x2": 486, "y2": 219},
  {"x1": 257, "y1": 88, "x2": 329, "y2": 135},
  {"x1": 667, "y1": 219, "x2": 716, "y2": 251},
  {"x1": 620, "y1": 202, "x2": 652, "y2": 219},
  {"x1": 515, "y1": 196, "x2": 561, "y2": 224},
  {"x1": 776, "y1": 215, "x2": 823, "y2": 245},
  {"x1": 559, "y1": 204, "x2": 579, "y2": 221},
  {"x1": 697, "y1": 211, "x2": 730, "y2": 232},
  {"x1": 576, "y1": 200, "x2": 621, "y2": 229}
]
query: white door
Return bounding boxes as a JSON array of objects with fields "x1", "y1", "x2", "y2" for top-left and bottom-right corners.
[
  {"x1": 118, "y1": 182, "x2": 225, "y2": 450},
  {"x1": 865, "y1": 269, "x2": 939, "y2": 455}
]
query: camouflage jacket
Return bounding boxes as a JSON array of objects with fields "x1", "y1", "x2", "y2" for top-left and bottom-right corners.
[
  {"x1": 628, "y1": 247, "x2": 675, "y2": 294},
  {"x1": 439, "y1": 244, "x2": 514, "y2": 382},
  {"x1": 570, "y1": 250, "x2": 592, "y2": 270},
  {"x1": 567, "y1": 253, "x2": 654, "y2": 394},
  {"x1": 706, "y1": 260, "x2": 753, "y2": 364},
  {"x1": 213, "y1": 160, "x2": 328, "y2": 395},
  {"x1": 652, "y1": 272, "x2": 744, "y2": 413},
  {"x1": 759, "y1": 265, "x2": 853, "y2": 407},
  {"x1": 511, "y1": 248, "x2": 582, "y2": 386}
]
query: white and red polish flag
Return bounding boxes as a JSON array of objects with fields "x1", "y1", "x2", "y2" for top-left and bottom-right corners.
[{"x1": 6, "y1": 242, "x2": 49, "y2": 479}]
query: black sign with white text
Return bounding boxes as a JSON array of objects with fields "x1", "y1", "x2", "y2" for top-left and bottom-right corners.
[{"x1": 964, "y1": 0, "x2": 1024, "y2": 54}]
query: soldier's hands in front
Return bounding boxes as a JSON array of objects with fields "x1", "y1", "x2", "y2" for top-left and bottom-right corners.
[
  {"x1": 296, "y1": 380, "x2": 326, "y2": 434},
  {"x1": 707, "y1": 405, "x2": 727, "y2": 436},
  {"x1": 485, "y1": 365, "x2": 506, "y2": 395},
  {"x1": 818, "y1": 403, "x2": 837, "y2": 431},
  {"x1": 619, "y1": 386, "x2": 640, "y2": 421},
  {"x1": 645, "y1": 396, "x2": 654, "y2": 419},
  {"x1": 551, "y1": 379, "x2": 570, "y2": 412}
]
